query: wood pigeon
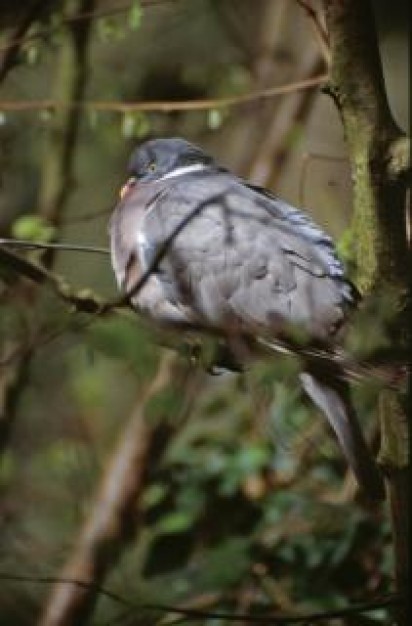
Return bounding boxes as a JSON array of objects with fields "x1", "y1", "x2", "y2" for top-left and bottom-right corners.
[{"x1": 109, "y1": 137, "x2": 384, "y2": 500}]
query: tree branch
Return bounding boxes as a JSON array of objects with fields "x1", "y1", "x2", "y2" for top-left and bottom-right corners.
[
  {"x1": 0, "y1": 0, "x2": 54, "y2": 83},
  {"x1": 322, "y1": 0, "x2": 407, "y2": 291},
  {"x1": 38, "y1": 353, "x2": 200, "y2": 626},
  {"x1": 0, "y1": 238, "x2": 109, "y2": 255},
  {"x1": 0, "y1": 242, "x2": 407, "y2": 389},
  {"x1": 0, "y1": 1, "x2": 175, "y2": 65},
  {"x1": 322, "y1": 1, "x2": 410, "y2": 621},
  {"x1": 247, "y1": 52, "x2": 324, "y2": 186},
  {"x1": 0, "y1": 247, "x2": 105, "y2": 314},
  {"x1": 0, "y1": 74, "x2": 328, "y2": 114},
  {"x1": 296, "y1": 0, "x2": 330, "y2": 64},
  {"x1": 0, "y1": 574, "x2": 401, "y2": 624}
]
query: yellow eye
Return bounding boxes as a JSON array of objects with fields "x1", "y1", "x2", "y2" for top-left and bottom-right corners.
[{"x1": 148, "y1": 161, "x2": 157, "y2": 172}]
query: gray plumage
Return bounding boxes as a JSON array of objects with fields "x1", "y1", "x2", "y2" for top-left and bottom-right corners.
[{"x1": 109, "y1": 138, "x2": 384, "y2": 500}]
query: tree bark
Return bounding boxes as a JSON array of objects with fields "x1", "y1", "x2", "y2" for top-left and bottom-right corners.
[{"x1": 322, "y1": 1, "x2": 410, "y2": 623}]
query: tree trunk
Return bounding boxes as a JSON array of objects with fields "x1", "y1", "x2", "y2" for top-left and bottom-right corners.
[{"x1": 322, "y1": 1, "x2": 410, "y2": 623}]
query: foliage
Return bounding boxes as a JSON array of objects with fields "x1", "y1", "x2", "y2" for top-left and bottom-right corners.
[{"x1": 0, "y1": 1, "x2": 407, "y2": 625}]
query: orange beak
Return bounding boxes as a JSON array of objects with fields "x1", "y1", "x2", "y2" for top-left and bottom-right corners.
[{"x1": 119, "y1": 177, "x2": 137, "y2": 200}]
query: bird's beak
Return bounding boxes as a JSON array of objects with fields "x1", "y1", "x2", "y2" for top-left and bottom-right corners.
[{"x1": 119, "y1": 176, "x2": 137, "y2": 200}]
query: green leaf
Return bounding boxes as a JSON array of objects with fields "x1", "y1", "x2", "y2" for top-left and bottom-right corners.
[
  {"x1": 232, "y1": 444, "x2": 270, "y2": 474},
  {"x1": 26, "y1": 43, "x2": 40, "y2": 65},
  {"x1": 97, "y1": 17, "x2": 126, "y2": 42},
  {"x1": 12, "y1": 215, "x2": 55, "y2": 242},
  {"x1": 156, "y1": 511, "x2": 196, "y2": 534},
  {"x1": 142, "y1": 483, "x2": 168, "y2": 509},
  {"x1": 87, "y1": 109, "x2": 99, "y2": 129},
  {"x1": 39, "y1": 108, "x2": 54, "y2": 122},
  {"x1": 129, "y1": 1, "x2": 143, "y2": 30},
  {"x1": 121, "y1": 111, "x2": 150, "y2": 139},
  {"x1": 207, "y1": 108, "x2": 223, "y2": 130},
  {"x1": 121, "y1": 111, "x2": 135, "y2": 138}
]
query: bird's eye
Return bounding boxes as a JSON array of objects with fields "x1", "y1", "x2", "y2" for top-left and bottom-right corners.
[{"x1": 147, "y1": 161, "x2": 157, "y2": 172}]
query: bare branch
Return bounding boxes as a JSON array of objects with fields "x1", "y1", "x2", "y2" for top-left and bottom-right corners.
[
  {"x1": 0, "y1": 247, "x2": 106, "y2": 314},
  {"x1": 38, "y1": 353, "x2": 194, "y2": 626},
  {"x1": 0, "y1": 238, "x2": 109, "y2": 255},
  {"x1": 0, "y1": 233, "x2": 406, "y2": 389},
  {"x1": 0, "y1": 0, "x2": 54, "y2": 83},
  {"x1": 0, "y1": 74, "x2": 328, "y2": 114},
  {"x1": 0, "y1": 573, "x2": 401, "y2": 624},
  {"x1": 296, "y1": 0, "x2": 330, "y2": 64},
  {"x1": 247, "y1": 52, "x2": 324, "y2": 186},
  {"x1": 0, "y1": 1, "x2": 176, "y2": 62}
]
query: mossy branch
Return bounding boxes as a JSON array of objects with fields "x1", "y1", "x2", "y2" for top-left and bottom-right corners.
[{"x1": 322, "y1": 0, "x2": 410, "y2": 617}]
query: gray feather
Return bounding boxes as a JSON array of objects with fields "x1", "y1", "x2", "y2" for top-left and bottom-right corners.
[
  {"x1": 109, "y1": 163, "x2": 381, "y2": 499},
  {"x1": 300, "y1": 372, "x2": 384, "y2": 499},
  {"x1": 140, "y1": 172, "x2": 351, "y2": 338}
]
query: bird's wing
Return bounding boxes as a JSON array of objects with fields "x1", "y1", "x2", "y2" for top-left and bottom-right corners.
[
  {"x1": 246, "y1": 183, "x2": 359, "y2": 302},
  {"x1": 140, "y1": 172, "x2": 355, "y2": 340}
]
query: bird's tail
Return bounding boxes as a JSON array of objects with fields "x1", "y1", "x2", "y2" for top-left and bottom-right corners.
[{"x1": 300, "y1": 371, "x2": 385, "y2": 500}]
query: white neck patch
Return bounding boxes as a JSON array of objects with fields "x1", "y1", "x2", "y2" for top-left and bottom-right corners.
[{"x1": 159, "y1": 163, "x2": 207, "y2": 181}]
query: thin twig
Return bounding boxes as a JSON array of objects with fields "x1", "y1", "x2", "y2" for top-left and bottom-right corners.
[
  {"x1": 247, "y1": 51, "x2": 324, "y2": 186},
  {"x1": 115, "y1": 192, "x2": 226, "y2": 307},
  {"x1": 0, "y1": 0, "x2": 53, "y2": 83},
  {"x1": 39, "y1": 354, "x2": 175, "y2": 626},
  {"x1": 0, "y1": 0, "x2": 176, "y2": 59},
  {"x1": 296, "y1": 0, "x2": 330, "y2": 63},
  {"x1": 0, "y1": 574, "x2": 401, "y2": 624},
  {"x1": 0, "y1": 238, "x2": 109, "y2": 255},
  {"x1": 0, "y1": 236, "x2": 407, "y2": 389},
  {"x1": 0, "y1": 247, "x2": 106, "y2": 314},
  {"x1": 0, "y1": 74, "x2": 328, "y2": 114}
]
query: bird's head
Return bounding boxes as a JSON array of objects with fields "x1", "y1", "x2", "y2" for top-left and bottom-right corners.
[{"x1": 119, "y1": 137, "x2": 215, "y2": 200}]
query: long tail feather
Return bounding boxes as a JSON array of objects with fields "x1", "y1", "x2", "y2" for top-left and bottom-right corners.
[{"x1": 300, "y1": 371, "x2": 385, "y2": 500}]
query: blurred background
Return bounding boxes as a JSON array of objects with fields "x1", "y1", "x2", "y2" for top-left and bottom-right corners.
[{"x1": 0, "y1": 1, "x2": 408, "y2": 624}]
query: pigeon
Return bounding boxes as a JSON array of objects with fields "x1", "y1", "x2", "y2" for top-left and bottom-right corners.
[{"x1": 109, "y1": 137, "x2": 384, "y2": 500}]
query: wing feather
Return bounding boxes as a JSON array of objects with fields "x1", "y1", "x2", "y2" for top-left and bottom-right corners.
[{"x1": 139, "y1": 172, "x2": 354, "y2": 339}]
